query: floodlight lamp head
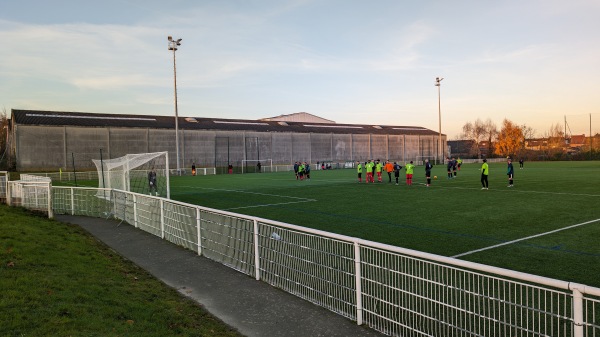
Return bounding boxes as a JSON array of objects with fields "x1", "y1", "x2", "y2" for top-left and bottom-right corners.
[
  {"x1": 168, "y1": 36, "x2": 172, "y2": 41},
  {"x1": 176, "y1": 38, "x2": 182, "y2": 45}
]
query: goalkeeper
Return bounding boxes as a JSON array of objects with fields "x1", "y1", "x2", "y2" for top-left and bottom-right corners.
[{"x1": 148, "y1": 168, "x2": 158, "y2": 196}]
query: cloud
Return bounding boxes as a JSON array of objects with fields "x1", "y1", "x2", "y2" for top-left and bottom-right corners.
[{"x1": 0, "y1": 20, "x2": 165, "y2": 89}]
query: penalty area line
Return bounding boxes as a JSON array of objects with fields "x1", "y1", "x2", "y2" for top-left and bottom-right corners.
[
  {"x1": 188, "y1": 187, "x2": 311, "y2": 200},
  {"x1": 224, "y1": 199, "x2": 317, "y2": 211},
  {"x1": 452, "y1": 218, "x2": 600, "y2": 258}
]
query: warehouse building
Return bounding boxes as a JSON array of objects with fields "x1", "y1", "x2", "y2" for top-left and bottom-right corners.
[{"x1": 10, "y1": 109, "x2": 446, "y2": 172}]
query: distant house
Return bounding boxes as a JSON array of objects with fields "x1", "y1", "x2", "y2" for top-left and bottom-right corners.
[
  {"x1": 448, "y1": 140, "x2": 476, "y2": 158},
  {"x1": 566, "y1": 134, "x2": 587, "y2": 154},
  {"x1": 525, "y1": 138, "x2": 547, "y2": 151}
]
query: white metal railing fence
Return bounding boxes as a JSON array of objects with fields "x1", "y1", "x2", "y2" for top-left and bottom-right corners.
[
  {"x1": 44, "y1": 187, "x2": 600, "y2": 336},
  {"x1": 6, "y1": 180, "x2": 53, "y2": 218},
  {"x1": 0, "y1": 171, "x2": 8, "y2": 199}
]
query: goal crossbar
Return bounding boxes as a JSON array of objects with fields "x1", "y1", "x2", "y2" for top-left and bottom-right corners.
[{"x1": 241, "y1": 159, "x2": 273, "y2": 174}]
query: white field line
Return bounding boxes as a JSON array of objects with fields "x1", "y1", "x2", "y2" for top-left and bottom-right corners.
[
  {"x1": 186, "y1": 187, "x2": 314, "y2": 200},
  {"x1": 432, "y1": 185, "x2": 600, "y2": 197},
  {"x1": 224, "y1": 199, "x2": 316, "y2": 210},
  {"x1": 452, "y1": 218, "x2": 600, "y2": 258},
  {"x1": 187, "y1": 186, "x2": 317, "y2": 210}
]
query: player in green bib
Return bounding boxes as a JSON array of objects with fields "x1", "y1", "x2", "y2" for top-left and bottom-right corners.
[
  {"x1": 481, "y1": 159, "x2": 489, "y2": 189},
  {"x1": 365, "y1": 159, "x2": 374, "y2": 183},
  {"x1": 404, "y1": 161, "x2": 415, "y2": 186},
  {"x1": 356, "y1": 161, "x2": 363, "y2": 183}
]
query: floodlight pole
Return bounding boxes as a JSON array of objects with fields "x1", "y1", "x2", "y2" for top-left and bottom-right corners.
[
  {"x1": 168, "y1": 36, "x2": 182, "y2": 175},
  {"x1": 435, "y1": 77, "x2": 444, "y2": 164}
]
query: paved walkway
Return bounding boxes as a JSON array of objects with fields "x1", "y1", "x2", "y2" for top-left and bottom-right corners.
[{"x1": 56, "y1": 215, "x2": 383, "y2": 337}]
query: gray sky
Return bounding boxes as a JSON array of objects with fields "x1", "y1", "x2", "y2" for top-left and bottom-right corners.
[{"x1": 2, "y1": 0, "x2": 599, "y2": 138}]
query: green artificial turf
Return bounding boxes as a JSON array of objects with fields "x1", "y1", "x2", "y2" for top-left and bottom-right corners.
[{"x1": 163, "y1": 161, "x2": 600, "y2": 287}]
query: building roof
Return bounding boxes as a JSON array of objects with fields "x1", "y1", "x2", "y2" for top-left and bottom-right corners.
[
  {"x1": 259, "y1": 112, "x2": 336, "y2": 124},
  {"x1": 570, "y1": 134, "x2": 586, "y2": 145},
  {"x1": 11, "y1": 109, "x2": 443, "y2": 136}
]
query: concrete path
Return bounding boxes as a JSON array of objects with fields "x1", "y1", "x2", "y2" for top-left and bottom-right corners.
[{"x1": 56, "y1": 215, "x2": 383, "y2": 337}]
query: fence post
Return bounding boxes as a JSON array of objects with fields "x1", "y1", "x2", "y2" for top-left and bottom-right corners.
[
  {"x1": 133, "y1": 194, "x2": 138, "y2": 228},
  {"x1": 6, "y1": 181, "x2": 11, "y2": 206},
  {"x1": 47, "y1": 182, "x2": 53, "y2": 219},
  {"x1": 160, "y1": 199, "x2": 165, "y2": 239},
  {"x1": 253, "y1": 219, "x2": 260, "y2": 281},
  {"x1": 70, "y1": 188, "x2": 75, "y2": 215},
  {"x1": 196, "y1": 208, "x2": 202, "y2": 256},
  {"x1": 354, "y1": 241, "x2": 363, "y2": 325},
  {"x1": 572, "y1": 284, "x2": 584, "y2": 337}
]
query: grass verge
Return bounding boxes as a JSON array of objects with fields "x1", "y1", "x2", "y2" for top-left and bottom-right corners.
[{"x1": 0, "y1": 205, "x2": 243, "y2": 337}]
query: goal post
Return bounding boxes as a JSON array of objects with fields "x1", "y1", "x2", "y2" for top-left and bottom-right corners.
[
  {"x1": 241, "y1": 159, "x2": 273, "y2": 174},
  {"x1": 415, "y1": 156, "x2": 436, "y2": 166},
  {"x1": 92, "y1": 152, "x2": 170, "y2": 199}
]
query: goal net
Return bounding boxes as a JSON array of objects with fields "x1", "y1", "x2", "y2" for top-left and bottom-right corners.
[
  {"x1": 415, "y1": 156, "x2": 436, "y2": 166},
  {"x1": 241, "y1": 159, "x2": 273, "y2": 174},
  {"x1": 92, "y1": 152, "x2": 170, "y2": 199}
]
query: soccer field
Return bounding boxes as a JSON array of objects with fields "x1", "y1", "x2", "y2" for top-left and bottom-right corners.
[{"x1": 163, "y1": 161, "x2": 600, "y2": 288}]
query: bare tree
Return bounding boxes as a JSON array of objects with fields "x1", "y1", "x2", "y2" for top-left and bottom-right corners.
[
  {"x1": 0, "y1": 108, "x2": 9, "y2": 170},
  {"x1": 461, "y1": 118, "x2": 497, "y2": 158}
]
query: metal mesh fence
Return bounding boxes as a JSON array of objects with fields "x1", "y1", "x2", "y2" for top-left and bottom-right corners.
[
  {"x1": 258, "y1": 222, "x2": 357, "y2": 319},
  {"x1": 39, "y1": 186, "x2": 600, "y2": 337},
  {"x1": 361, "y1": 245, "x2": 575, "y2": 336}
]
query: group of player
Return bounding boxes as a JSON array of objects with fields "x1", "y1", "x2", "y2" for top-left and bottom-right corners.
[
  {"x1": 445, "y1": 157, "x2": 463, "y2": 179},
  {"x1": 356, "y1": 159, "x2": 434, "y2": 186},
  {"x1": 293, "y1": 161, "x2": 311, "y2": 180}
]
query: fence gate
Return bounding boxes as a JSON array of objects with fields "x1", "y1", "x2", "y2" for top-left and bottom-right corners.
[{"x1": 6, "y1": 180, "x2": 53, "y2": 218}]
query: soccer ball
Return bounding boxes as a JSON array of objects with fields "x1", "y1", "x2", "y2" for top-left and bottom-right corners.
[{"x1": 433, "y1": 176, "x2": 437, "y2": 179}]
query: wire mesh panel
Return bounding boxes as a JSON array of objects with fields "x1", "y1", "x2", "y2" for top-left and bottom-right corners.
[
  {"x1": 258, "y1": 222, "x2": 357, "y2": 319},
  {"x1": 112, "y1": 190, "x2": 134, "y2": 228},
  {"x1": 7, "y1": 181, "x2": 51, "y2": 217},
  {"x1": 583, "y1": 295, "x2": 600, "y2": 336},
  {"x1": 360, "y1": 246, "x2": 575, "y2": 337},
  {"x1": 133, "y1": 194, "x2": 163, "y2": 237},
  {"x1": 0, "y1": 171, "x2": 8, "y2": 199},
  {"x1": 199, "y1": 210, "x2": 255, "y2": 276},
  {"x1": 52, "y1": 187, "x2": 112, "y2": 217},
  {"x1": 162, "y1": 201, "x2": 198, "y2": 251}
]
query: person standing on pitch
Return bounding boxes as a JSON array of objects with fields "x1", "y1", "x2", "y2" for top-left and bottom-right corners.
[
  {"x1": 425, "y1": 159, "x2": 433, "y2": 187},
  {"x1": 365, "y1": 159, "x2": 374, "y2": 183},
  {"x1": 293, "y1": 161, "x2": 299, "y2": 180},
  {"x1": 305, "y1": 162, "x2": 311, "y2": 180},
  {"x1": 192, "y1": 162, "x2": 196, "y2": 176},
  {"x1": 446, "y1": 157, "x2": 453, "y2": 179},
  {"x1": 375, "y1": 159, "x2": 383, "y2": 183},
  {"x1": 385, "y1": 160, "x2": 394, "y2": 183},
  {"x1": 393, "y1": 162, "x2": 402, "y2": 185},
  {"x1": 404, "y1": 161, "x2": 415, "y2": 186},
  {"x1": 480, "y1": 159, "x2": 489, "y2": 190},
  {"x1": 356, "y1": 161, "x2": 363, "y2": 183},
  {"x1": 507, "y1": 157, "x2": 514, "y2": 187},
  {"x1": 148, "y1": 167, "x2": 158, "y2": 196},
  {"x1": 519, "y1": 158, "x2": 524, "y2": 169}
]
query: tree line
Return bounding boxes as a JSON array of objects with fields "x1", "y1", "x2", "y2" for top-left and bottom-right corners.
[{"x1": 459, "y1": 118, "x2": 599, "y2": 161}]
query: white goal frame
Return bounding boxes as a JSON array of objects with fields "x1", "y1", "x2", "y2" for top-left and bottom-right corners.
[
  {"x1": 92, "y1": 152, "x2": 170, "y2": 199},
  {"x1": 241, "y1": 159, "x2": 273, "y2": 174},
  {"x1": 415, "y1": 155, "x2": 436, "y2": 166}
]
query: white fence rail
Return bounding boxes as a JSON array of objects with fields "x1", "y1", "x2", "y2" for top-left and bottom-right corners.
[
  {"x1": 45, "y1": 186, "x2": 600, "y2": 337},
  {"x1": 6, "y1": 180, "x2": 53, "y2": 218}
]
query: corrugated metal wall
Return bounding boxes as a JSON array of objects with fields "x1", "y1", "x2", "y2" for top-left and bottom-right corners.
[{"x1": 15, "y1": 125, "x2": 446, "y2": 171}]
